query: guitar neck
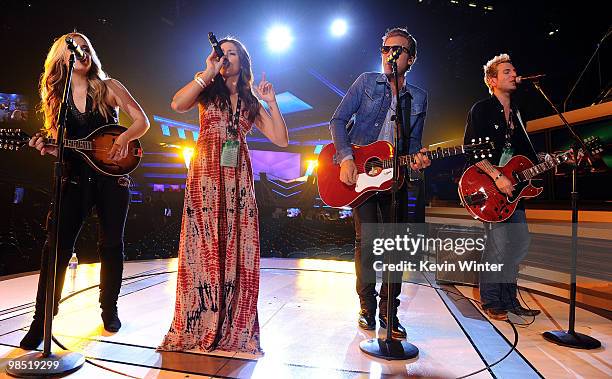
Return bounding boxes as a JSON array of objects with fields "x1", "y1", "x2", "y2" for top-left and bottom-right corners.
[
  {"x1": 396, "y1": 145, "x2": 465, "y2": 167},
  {"x1": 518, "y1": 153, "x2": 569, "y2": 181},
  {"x1": 45, "y1": 138, "x2": 92, "y2": 150}
]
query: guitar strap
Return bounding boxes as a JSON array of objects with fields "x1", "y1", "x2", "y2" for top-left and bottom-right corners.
[
  {"x1": 401, "y1": 90, "x2": 412, "y2": 155},
  {"x1": 515, "y1": 109, "x2": 538, "y2": 159},
  {"x1": 400, "y1": 89, "x2": 419, "y2": 180}
]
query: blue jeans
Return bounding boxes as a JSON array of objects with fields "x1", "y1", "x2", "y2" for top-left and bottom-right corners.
[{"x1": 479, "y1": 208, "x2": 530, "y2": 311}]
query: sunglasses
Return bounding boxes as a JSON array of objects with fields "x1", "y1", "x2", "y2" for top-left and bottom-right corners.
[{"x1": 381, "y1": 45, "x2": 409, "y2": 55}]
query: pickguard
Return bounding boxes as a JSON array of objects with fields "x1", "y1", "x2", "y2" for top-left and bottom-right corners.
[{"x1": 354, "y1": 168, "x2": 393, "y2": 193}]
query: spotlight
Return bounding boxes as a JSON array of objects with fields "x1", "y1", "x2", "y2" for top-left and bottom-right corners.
[
  {"x1": 330, "y1": 19, "x2": 347, "y2": 37},
  {"x1": 266, "y1": 25, "x2": 293, "y2": 52},
  {"x1": 305, "y1": 159, "x2": 318, "y2": 176},
  {"x1": 182, "y1": 147, "x2": 194, "y2": 169}
]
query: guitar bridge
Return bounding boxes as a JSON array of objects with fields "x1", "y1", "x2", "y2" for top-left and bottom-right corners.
[{"x1": 464, "y1": 191, "x2": 487, "y2": 206}]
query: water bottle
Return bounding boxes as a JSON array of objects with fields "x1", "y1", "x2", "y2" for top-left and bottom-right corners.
[{"x1": 68, "y1": 253, "x2": 78, "y2": 292}]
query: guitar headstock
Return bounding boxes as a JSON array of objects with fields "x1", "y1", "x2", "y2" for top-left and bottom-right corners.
[
  {"x1": 584, "y1": 136, "x2": 604, "y2": 157},
  {"x1": 0, "y1": 129, "x2": 31, "y2": 151},
  {"x1": 467, "y1": 137, "x2": 495, "y2": 160}
]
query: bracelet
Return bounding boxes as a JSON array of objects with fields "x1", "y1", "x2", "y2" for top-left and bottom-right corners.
[
  {"x1": 194, "y1": 76, "x2": 207, "y2": 89},
  {"x1": 193, "y1": 71, "x2": 212, "y2": 89},
  {"x1": 493, "y1": 172, "x2": 504, "y2": 182}
]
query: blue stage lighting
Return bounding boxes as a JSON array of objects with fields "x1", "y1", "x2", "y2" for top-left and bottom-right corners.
[
  {"x1": 330, "y1": 19, "x2": 347, "y2": 37},
  {"x1": 266, "y1": 25, "x2": 293, "y2": 52}
]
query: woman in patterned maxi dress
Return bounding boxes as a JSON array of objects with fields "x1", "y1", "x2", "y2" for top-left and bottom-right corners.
[{"x1": 159, "y1": 38, "x2": 288, "y2": 354}]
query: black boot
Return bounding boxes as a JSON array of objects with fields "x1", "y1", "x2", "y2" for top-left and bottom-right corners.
[
  {"x1": 101, "y1": 308, "x2": 121, "y2": 332},
  {"x1": 358, "y1": 309, "x2": 376, "y2": 330},
  {"x1": 379, "y1": 314, "x2": 407, "y2": 339},
  {"x1": 20, "y1": 319, "x2": 44, "y2": 350}
]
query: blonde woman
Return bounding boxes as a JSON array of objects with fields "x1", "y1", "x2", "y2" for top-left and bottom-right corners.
[{"x1": 20, "y1": 32, "x2": 149, "y2": 350}]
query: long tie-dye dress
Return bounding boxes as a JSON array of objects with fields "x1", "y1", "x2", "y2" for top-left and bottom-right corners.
[{"x1": 159, "y1": 102, "x2": 262, "y2": 354}]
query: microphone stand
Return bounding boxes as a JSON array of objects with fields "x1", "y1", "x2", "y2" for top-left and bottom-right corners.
[
  {"x1": 531, "y1": 80, "x2": 601, "y2": 350},
  {"x1": 7, "y1": 52, "x2": 85, "y2": 377},
  {"x1": 359, "y1": 58, "x2": 419, "y2": 360},
  {"x1": 562, "y1": 27, "x2": 611, "y2": 112}
]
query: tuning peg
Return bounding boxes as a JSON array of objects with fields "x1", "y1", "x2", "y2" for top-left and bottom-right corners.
[
  {"x1": 488, "y1": 153, "x2": 492, "y2": 157},
  {"x1": 485, "y1": 137, "x2": 490, "y2": 141},
  {"x1": 471, "y1": 138, "x2": 475, "y2": 143}
]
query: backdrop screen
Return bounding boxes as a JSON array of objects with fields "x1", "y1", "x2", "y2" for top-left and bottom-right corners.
[{"x1": 250, "y1": 150, "x2": 301, "y2": 181}]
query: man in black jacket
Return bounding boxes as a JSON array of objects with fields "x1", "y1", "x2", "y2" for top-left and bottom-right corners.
[{"x1": 464, "y1": 53, "x2": 541, "y2": 321}]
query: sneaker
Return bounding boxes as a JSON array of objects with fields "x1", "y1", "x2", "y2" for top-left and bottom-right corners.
[{"x1": 508, "y1": 305, "x2": 541, "y2": 317}]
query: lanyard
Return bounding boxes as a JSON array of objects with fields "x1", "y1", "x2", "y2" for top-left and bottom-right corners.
[{"x1": 227, "y1": 95, "x2": 242, "y2": 139}]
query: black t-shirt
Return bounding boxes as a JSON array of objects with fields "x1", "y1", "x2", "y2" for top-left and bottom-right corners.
[{"x1": 463, "y1": 95, "x2": 537, "y2": 167}]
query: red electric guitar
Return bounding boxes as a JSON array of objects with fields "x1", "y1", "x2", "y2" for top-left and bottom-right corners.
[
  {"x1": 317, "y1": 138, "x2": 494, "y2": 208},
  {"x1": 458, "y1": 136, "x2": 603, "y2": 222}
]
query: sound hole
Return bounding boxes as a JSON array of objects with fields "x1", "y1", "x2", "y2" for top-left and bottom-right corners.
[{"x1": 365, "y1": 158, "x2": 383, "y2": 176}]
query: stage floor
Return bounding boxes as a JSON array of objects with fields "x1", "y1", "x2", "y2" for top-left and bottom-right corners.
[{"x1": 0, "y1": 258, "x2": 609, "y2": 378}]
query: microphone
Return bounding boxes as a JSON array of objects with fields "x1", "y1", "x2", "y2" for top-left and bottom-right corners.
[
  {"x1": 516, "y1": 74, "x2": 545, "y2": 84},
  {"x1": 208, "y1": 32, "x2": 224, "y2": 58},
  {"x1": 65, "y1": 37, "x2": 86, "y2": 62},
  {"x1": 386, "y1": 47, "x2": 402, "y2": 64}
]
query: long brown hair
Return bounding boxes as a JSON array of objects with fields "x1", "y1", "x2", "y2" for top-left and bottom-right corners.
[
  {"x1": 39, "y1": 32, "x2": 113, "y2": 132},
  {"x1": 198, "y1": 38, "x2": 260, "y2": 123}
]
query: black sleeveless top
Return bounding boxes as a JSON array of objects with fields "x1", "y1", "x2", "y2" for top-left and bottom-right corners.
[{"x1": 64, "y1": 88, "x2": 118, "y2": 178}]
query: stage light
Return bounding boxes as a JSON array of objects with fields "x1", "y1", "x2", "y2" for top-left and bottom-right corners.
[
  {"x1": 305, "y1": 159, "x2": 318, "y2": 176},
  {"x1": 330, "y1": 19, "x2": 347, "y2": 37},
  {"x1": 266, "y1": 25, "x2": 293, "y2": 52},
  {"x1": 182, "y1": 147, "x2": 194, "y2": 169}
]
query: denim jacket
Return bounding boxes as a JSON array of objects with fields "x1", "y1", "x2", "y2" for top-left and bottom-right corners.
[{"x1": 329, "y1": 72, "x2": 428, "y2": 162}]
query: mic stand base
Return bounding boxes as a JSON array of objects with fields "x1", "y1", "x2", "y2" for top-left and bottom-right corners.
[
  {"x1": 359, "y1": 338, "x2": 419, "y2": 361},
  {"x1": 531, "y1": 80, "x2": 602, "y2": 351},
  {"x1": 542, "y1": 331, "x2": 601, "y2": 350},
  {"x1": 5, "y1": 351, "x2": 85, "y2": 378}
]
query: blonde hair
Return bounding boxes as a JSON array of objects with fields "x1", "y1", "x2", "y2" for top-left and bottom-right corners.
[
  {"x1": 483, "y1": 53, "x2": 511, "y2": 94},
  {"x1": 39, "y1": 32, "x2": 112, "y2": 132}
]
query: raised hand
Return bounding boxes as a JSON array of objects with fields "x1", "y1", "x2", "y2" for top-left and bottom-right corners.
[{"x1": 255, "y1": 72, "x2": 276, "y2": 103}]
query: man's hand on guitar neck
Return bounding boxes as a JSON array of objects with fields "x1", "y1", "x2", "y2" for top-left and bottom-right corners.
[
  {"x1": 339, "y1": 158, "x2": 358, "y2": 186},
  {"x1": 410, "y1": 148, "x2": 431, "y2": 171},
  {"x1": 29, "y1": 133, "x2": 57, "y2": 157}
]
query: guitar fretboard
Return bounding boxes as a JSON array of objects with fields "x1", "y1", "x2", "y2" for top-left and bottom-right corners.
[
  {"x1": 379, "y1": 145, "x2": 465, "y2": 169},
  {"x1": 46, "y1": 138, "x2": 93, "y2": 150},
  {"x1": 519, "y1": 154, "x2": 569, "y2": 181}
]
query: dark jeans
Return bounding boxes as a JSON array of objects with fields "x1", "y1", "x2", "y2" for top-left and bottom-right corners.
[
  {"x1": 479, "y1": 208, "x2": 530, "y2": 311},
  {"x1": 353, "y1": 180, "x2": 424, "y2": 315},
  {"x1": 32, "y1": 174, "x2": 130, "y2": 322}
]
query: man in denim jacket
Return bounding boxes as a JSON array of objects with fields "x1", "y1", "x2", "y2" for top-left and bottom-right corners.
[{"x1": 329, "y1": 27, "x2": 430, "y2": 338}]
